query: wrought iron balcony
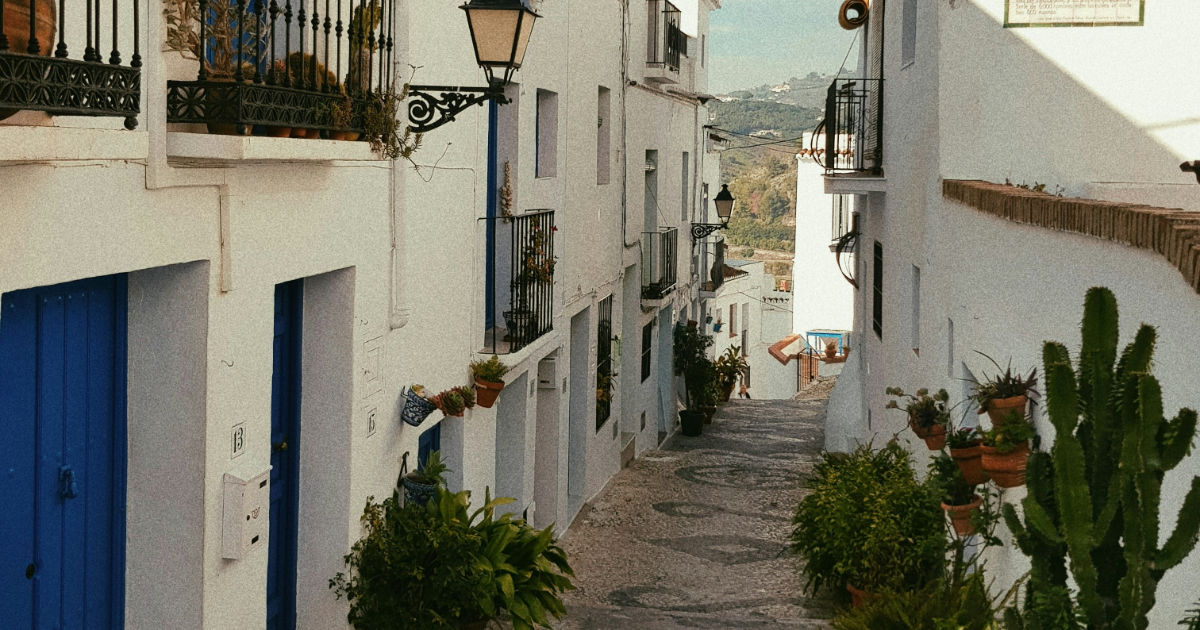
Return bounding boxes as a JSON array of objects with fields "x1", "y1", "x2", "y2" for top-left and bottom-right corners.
[
  {"x1": 646, "y1": 0, "x2": 681, "y2": 77},
  {"x1": 812, "y1": 78, "x2": 883, "y2": 175},
  {"x1": 641, "y1": 227, "x2": 677, "y2": 301},
  {"x1": 483, "y1": 210, "x2": 555, "y2": 355},
  {"x1": 0, "y1": 0, "x2": 141, "y2": 128},
  {"x1": 165, "y1": 0, "x2": 395, "y2": 135}
]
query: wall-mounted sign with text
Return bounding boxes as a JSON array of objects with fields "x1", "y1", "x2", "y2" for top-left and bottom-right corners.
[{"x1": 1004, "y1": 0, "x2": 1144, "y2": 27}]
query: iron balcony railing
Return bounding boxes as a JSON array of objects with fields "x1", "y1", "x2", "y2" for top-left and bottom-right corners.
[
  {"x1": 166, "y1": 0, "x2": 396, "y2": 135},
  {"x1": 641, "y1": 227, "x2": 677, "y2": 300},
  {"x1": 812, "y1": 78, "x2": 883, "y2": 175},
  {"x1": 484, "y1": 210, "x2": 555, "y2": 355},
  {"x1": 0, "y1": 0, "x2": 141, "y2": 127},
  {"x1": 646, "y1": 0, "x2": 681, "y2": 71}
]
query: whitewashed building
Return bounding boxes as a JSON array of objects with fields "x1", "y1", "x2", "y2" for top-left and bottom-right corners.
[
  {"x1": 0, "y1": 0, "x2": 721, "y2": 626},
  {"x1": 818, "y1": 0, "x2": 1200, "y2": 624}
]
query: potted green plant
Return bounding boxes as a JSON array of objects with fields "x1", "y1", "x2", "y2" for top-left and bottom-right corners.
[
  {"x1": 332, "y1": 476, "x2": 575, "y2": 629},
  {"x1": 946, "y1": 427, "x2": 988, "y2": 485},
  {"x1": 885, "y1": 386, "x2": 950, "y2": 450},
  {"x1": 673, "y1": 322, "x2": 715, "y2": 437},
  {"x1": 400, "y1": 449, "x2": 449, "y2": 506},
  {"x1": 453, "y1": 385, "x2": 476, "y2": 410},
  {"x1": 979, "y1": 411, "x2": 1035, "y2": 488},
  {"x1": 401, "y1": 384, "x2": 436, "y2": 426},
  {"x1": 970, "y1": 352, "x2": 1038, "y2": 427},
  {"x1": 790, "y1": 442, "x2": 945, "y2": 603},
  {"x1": 470, "y1": 355, "x2": 510, "y2": 408},
  {"x1": 714, "y1": 345, "x2": 748, "y2": 402},
  {"x1": 433, "y1": 389, "x2": 466, "y2": 418},
  {"x1": 929, "y1": 452, "x2": 981, "y2": 537}
]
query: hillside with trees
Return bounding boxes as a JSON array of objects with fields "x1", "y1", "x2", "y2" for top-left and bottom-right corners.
[{"x1": 707, "y1": 98, "x2": 822, "y2": 268}]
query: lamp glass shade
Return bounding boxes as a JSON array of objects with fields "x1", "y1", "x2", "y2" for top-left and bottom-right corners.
[
  {"x1": 462, "y1": 2, "x2": 538, "y2": 73},
  {"x1": 713, "y1": 184, "x2": 735, "y2": 221}
]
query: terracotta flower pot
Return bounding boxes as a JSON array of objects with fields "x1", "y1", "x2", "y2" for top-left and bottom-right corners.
[
  {"x1": 474, "y1": 378, "x2": 504, "y2": 408},
  {"x1": 949, "y1": 442, "x2": 989, "y2": 485},
  {"x1": 985, "y1": 395, "x2": 1028, "y2": 427},
  {"x1": 942, "y1": 494, "x2": 983, "y2": 537},
  {"x1": 719, "y1": 380, "x2": 734, "y2": 402},
  {"x1": 845, "y1": 582, "x2": 877, "y2": 609},
  {"x1": 0, "y1": 0, "x2": 56, "y2": 120},
  {"x1": 910, "y1": 420, "x2": 947, "y2": 451},
  {"x1": 980, "y1": 441, "x2": 1030, "y2": 488},
  {"x1": 265, "y1": 126, "x2": 293, "y2": 138}
]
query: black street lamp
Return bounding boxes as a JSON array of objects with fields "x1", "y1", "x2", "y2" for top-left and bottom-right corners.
[
  {"x1": 691, "y1": 184, "x2": 736, "y2": 240},
  {"x1": 407, "y1": 0, "x2": 540, "y2": 133}
]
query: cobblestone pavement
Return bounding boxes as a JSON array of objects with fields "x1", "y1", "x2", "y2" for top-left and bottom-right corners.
[{"x1": 553, "y1": 396, "x2": 836, "y2": 629}]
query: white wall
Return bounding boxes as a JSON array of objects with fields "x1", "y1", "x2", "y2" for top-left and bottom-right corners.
[{"x1": 793, "y1": 154, "x2": 855, "y2": 336}]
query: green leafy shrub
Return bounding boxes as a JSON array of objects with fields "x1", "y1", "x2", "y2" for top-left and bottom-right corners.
[
  {"x1": 790, "y1": 442, "x2": 945, "y2": 595},
  {"x1": 332, "y1": 485, "x2": 575, "y2": 629},
  {"x1": 831, "y1": 571, "x2": 997, "y2": 630}
]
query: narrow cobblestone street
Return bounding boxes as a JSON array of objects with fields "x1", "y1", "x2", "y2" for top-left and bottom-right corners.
[{"x1": 554, "y1": 395, "x2": 836, "y2": 629}]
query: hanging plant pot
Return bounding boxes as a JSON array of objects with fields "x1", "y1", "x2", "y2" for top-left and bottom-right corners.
[
  {"x1": 983, "y1": 394, "x2": 1028, "y2": 427},
  {"x1": 474, "y1": 378, "x2": 504, "y2": 408},
  {"x1": 950, "y1": 442, "x2": 989, "y2": 485},
  {"x1": 679, "y1": 410, "x2": 704, "y2": 437},
  {"x1": 910, "y1": 420, "x2": 947, "y2": 451},
  {"x1": 980, "y1": 442, "x2": 1030, "y2": 488},
  {"x1": 942, "y1": 495, "x2": 983, "y2": 537},
  {"x1": 400, "y1": 386, "x2": 436, "y2": 427},
  {"x1": 401, "y1": 473, "x2": 437, "y2": 506}
]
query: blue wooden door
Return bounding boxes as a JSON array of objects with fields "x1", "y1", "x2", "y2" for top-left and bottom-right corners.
[
  {"x1": 0, "y1": 275, "x2": 128, "y2": 629},
  {"x1": 267, "y1": 280, "x2": 303, "y2": 630}
]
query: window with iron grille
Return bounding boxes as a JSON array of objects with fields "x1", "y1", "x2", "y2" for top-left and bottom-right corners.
[
  {"x1": 641, "y1": 322, "x2": 653, "y2": 382},
  {"x1": 596, "y1": 296, "x2": 613, "y2": 430},
  {"x1": 873, "y1": 241, "x2": 883, "y2": 338}
]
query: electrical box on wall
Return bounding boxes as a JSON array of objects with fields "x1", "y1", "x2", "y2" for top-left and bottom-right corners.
[
  {"x1": 221, "y1": 464, "x2": 272, "y2": 560},
  {"x1": 537, "y1": 357, "x2": 557, "y2": 389}
]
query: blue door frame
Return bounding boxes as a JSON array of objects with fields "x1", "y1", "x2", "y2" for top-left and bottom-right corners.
[
  {"x1": 0, "y1": 275, "x2": 128, "y2": 629},
  {"x1": 267, "y1": 280, "x2": 303, "y2": 630}
]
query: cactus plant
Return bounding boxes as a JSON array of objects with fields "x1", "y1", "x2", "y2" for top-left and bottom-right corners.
[{"x1": 1002, "y1": 287, "x2": 1200, "y2": 630}]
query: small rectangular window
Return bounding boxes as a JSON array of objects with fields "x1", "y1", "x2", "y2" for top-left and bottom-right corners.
[
  {"x1": 681, "y1": 152, "x2": 689, "y2": 222},
  {"x1": 901, "y1": 0, "x2": 917, "y2": 67},
  {"x1": 729, "y1": 304, "x2": 737, "y2": 338},
  {"x1": 597, "y1": 87, "x2": 611, "y2": 185},
  {"x1": 596, "y1": 295, "x2": 613, "y2": 430},
  {"x1": 536, "y1": 89, "x2": 558, "y2": 178},
  {"x1": 641, "y1": 322, "x2": 653, "y2": 382},
  {"x1": 872, "y1": 241, "x2": 883, "y2": 339},
  {"x1": 911, "y1": 265, "x2": 920, "y2": 355}
]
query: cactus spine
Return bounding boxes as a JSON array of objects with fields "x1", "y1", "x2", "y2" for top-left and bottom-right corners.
[{"x1": 1003, "y1": 287, "x2": 1200, "y2": 630}]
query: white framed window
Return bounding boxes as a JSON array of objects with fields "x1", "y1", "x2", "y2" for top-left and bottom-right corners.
[{"x1": 536, "y1": 89, "x2": 558, "y2": 178}]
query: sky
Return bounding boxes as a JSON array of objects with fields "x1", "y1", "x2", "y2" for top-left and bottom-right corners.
[{"x1": 705, "y1": 0, "x2": 861, "y2": 94}]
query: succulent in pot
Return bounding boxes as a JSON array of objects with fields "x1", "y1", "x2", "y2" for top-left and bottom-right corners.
[
  {"x1": 470, "y1": 355, "x2": 510, "y2": 409},
  {"x1": 885, "y1": 386, "x2": 950, "y2": 450},
  {"x1": 400, "y1": 449, "x2": 448, "y2": 506},
  {"x1": 946, "y1": 426, "x2": 988, "y2": 485},
  {"x1": 969, "y1": 351, "x2": 1038, "y2": 427},
  {"x1": 979, "y1": 411, "x2": 1036, "y2": 488},
  {"x1": 929, "y1": 452, "x2": 981, "y2": 537}
]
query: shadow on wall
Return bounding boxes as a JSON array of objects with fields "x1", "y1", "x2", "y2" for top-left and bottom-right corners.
[{"x1": 938, "y1": 1, "x2": 1199, "y2": 190}]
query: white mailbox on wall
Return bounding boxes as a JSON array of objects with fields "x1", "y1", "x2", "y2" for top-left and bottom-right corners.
[{"x1": 221, "y1": 464, "x2": 272, "y2": 560}]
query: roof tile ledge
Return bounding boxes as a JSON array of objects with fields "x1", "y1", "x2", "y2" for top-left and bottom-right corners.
[{"x1": 943, "y1": 180, "x2": 1200, "y2": 295}]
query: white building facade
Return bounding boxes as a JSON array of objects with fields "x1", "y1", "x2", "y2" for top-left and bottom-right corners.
[
  {"x1": 819, "y1": 0, "x2": 1200, "y2": 624},
  {"x1": 0, "y1": 0, "x2": 720, "y2": 627}
]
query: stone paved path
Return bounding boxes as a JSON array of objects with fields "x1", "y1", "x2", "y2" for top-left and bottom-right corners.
[{"x1": 553, "y1": 397, "x2": 836, "y2": 629}]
